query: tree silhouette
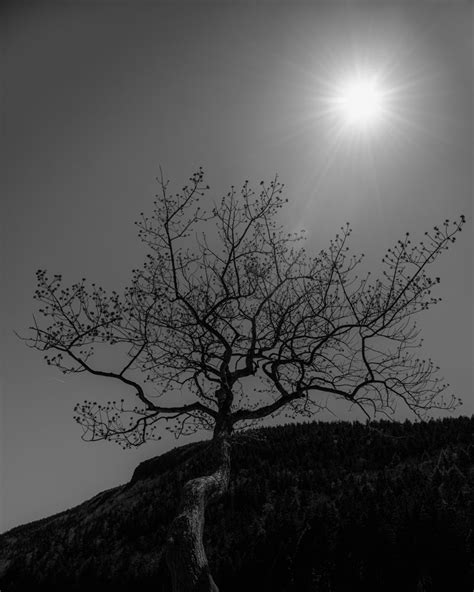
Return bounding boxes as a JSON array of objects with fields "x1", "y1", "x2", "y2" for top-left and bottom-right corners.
[{"x1": 21, "y1": 169, "x2": 465, "y2": 591}]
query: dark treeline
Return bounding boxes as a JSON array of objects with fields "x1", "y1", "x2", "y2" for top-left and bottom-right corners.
[{"x1": 1, "y1": 416, "x2": 473, "y2": 591}]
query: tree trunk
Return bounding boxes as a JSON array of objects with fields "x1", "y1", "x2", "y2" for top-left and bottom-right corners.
[{"x1": 165, "y1": 435, "x2": 230, "y2": 592}]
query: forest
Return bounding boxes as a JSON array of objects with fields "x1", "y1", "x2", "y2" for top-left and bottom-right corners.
[{"x1": 1, "y1": 415, "x2": 473, "y2": 591}]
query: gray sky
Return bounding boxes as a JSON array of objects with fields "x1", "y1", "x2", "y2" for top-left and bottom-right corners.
[{"x1": 1, "y1": 2, "x2": 472, "y2": 533}]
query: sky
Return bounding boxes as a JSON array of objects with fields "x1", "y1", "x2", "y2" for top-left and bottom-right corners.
[{"x1": 1, "y1": 1, "x2": 472, "y2": 533}]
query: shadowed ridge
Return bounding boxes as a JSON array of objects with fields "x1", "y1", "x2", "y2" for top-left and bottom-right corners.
[{"x1": 0, "y1": 417, "x2": 472, "y2": 591}]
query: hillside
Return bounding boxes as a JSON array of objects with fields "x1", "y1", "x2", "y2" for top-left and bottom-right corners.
[{"x1": 1, "y1": 416, "x2": 473, "y2": 591}]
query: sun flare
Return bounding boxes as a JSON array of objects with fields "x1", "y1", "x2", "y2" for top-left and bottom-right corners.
[{"x1": 334, "y1": 73, "x2": 387, "y2": 130}]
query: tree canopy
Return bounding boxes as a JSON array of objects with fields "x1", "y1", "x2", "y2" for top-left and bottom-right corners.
[{"x1": 22, "y1": 170, "x2": 466, "y2": 446}]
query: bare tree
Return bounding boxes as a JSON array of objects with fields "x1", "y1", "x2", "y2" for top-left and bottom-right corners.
[{"x1": 21, "y1": 169, "x2": 465, "y2": 591}]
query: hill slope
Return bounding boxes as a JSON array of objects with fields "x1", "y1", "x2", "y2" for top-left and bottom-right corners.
[{"x1": 1, "y1": 417, "x2": 473, "y2": 591}]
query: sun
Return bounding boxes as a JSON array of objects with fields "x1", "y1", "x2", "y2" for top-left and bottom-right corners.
[{"x1": 334, "y1": 73, "x2": 387, "y2": 130}]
